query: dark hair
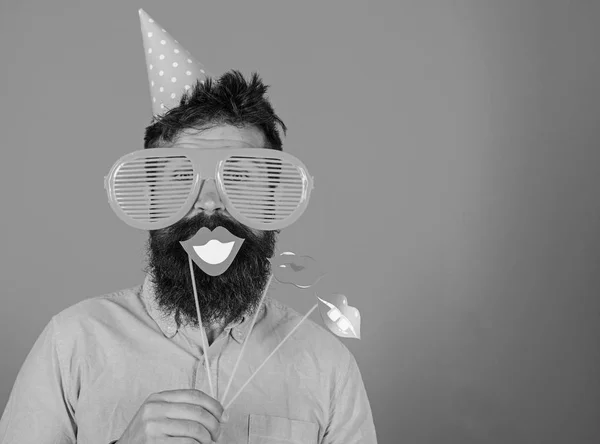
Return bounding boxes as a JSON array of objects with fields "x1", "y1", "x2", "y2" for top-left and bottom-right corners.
[{"x1": 144, "y1": 70, "x2": 286, "y2": 150}]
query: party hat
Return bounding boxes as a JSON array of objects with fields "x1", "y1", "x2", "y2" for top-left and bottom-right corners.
[{"x1": 138, "y1": 9, "x2": 212, "y2": 117}]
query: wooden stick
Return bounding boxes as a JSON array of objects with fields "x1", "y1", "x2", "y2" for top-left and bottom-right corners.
[
  {"x1": 221, "y1": 273, "x2": 273, "y2": 405},
  {"x1": 224, "y1": 303, "x2": 318, "y2": 410},
  {"x1": 188, "y1": 256, "x2": 215, "y2": 399}
]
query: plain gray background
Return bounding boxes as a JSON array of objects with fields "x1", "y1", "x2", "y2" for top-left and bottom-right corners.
[{"x1": 1, "y1": 0, "x2": 599, "y2": 442}]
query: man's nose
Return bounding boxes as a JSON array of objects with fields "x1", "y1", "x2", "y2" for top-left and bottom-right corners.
[{"x1": 193, "y1": 179, "x2": 225, "y2": 213}]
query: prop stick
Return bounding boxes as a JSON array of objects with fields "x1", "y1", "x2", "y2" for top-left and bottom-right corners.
[
  {"x1": 188, "y1": 256, "x2": 215, "y2": 399},
  {"x1": 224, "y1": 302, "x2": 318, "y2": 410},
  {"x1": 221, "y1": 273, "x2": 273, "y2": 404}
]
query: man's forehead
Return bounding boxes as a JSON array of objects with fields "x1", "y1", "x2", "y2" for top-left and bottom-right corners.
[{"x1": 170, "y1": 125, "x2": 266, "y2": 149}]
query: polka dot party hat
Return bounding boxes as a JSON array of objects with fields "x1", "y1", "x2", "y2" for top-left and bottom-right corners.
[{"x1": 139, "y1": 8, "x2": 212, "y2": 117}]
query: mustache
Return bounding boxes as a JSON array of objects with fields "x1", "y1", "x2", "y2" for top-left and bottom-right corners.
[{"x1": 152, "y1": 211, "x2": 261, "y2": 244}]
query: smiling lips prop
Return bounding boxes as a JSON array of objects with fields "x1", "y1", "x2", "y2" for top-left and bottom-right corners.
[
  {"x1": 317, "y1": 294, "x2": 361, "y2": 339},
  {"x1": 179, "y1": 226, "x2": 245, "y2": 276}
]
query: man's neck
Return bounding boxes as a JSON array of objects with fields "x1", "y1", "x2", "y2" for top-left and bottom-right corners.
[
  {"x1": 205, "y1": 322, "x2": 225, "y2": 346},
  {"x1": 175, "y1": 310, "x2": 228, "y2": 346}
]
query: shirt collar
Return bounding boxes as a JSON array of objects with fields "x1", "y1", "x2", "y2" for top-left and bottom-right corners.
[{"x1": 141, "y1": 273, "x2": 267, "y2": 343}]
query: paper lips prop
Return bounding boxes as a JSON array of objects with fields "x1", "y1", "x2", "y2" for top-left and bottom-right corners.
[
  {"x1": 269, "y1": 252, "x2": 325, "y2": 288},
  {"x1": 316, "y1": 293, "x2": 361, "y2": 339}
]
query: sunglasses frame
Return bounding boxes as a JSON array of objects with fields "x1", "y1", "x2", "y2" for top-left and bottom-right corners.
[{"x1": 104, "y1": 147, "x2": 314, "y2": 231}]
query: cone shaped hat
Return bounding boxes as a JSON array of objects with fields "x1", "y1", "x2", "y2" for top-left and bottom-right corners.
[{"x1": 139, "y1": 9, "x2": 212, "y2": 117}]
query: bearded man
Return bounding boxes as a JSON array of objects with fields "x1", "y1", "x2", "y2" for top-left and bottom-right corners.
[{"x1": 0, "y1": 10, "x2": 377, "y2": 444}]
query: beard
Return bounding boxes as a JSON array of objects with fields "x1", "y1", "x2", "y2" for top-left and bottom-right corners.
[{"x1": 143, "y1": 211, "x2": 278, "y2": 330}]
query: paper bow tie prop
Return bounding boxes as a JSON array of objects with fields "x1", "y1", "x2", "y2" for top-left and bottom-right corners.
[
  {"x1": 317, "y1": 294, "x2": 361, "y2": 339},
  {"x1": 269, "y1": 252, "x2": 325, "y2": 288},
  {"x1": 139, "y1": 9, "x2": 212, "y2": 117}
]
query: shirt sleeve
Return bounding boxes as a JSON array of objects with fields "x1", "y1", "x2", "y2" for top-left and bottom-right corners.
[
  {"x1": 0, "y1": 316, "x2": 77, "y2": 444},
  {"x1": 323, "y1": 350, "x2": 378, "y2": 444}
]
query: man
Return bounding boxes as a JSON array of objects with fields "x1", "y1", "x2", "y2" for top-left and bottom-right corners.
[{"x1": 0, "y1": 11, "x2": 377, "y2": 444}]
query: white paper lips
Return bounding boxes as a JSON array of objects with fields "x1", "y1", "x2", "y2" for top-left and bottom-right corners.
[
  {"x1": 179, "y1": 226, "x2": 245, "y2": 276},
  {"x1": 193, "y1": 240, "x2": 236, "y2": 265},
  {"x1": 316, "y1": 293, "x2": 361, "y2": 339}
]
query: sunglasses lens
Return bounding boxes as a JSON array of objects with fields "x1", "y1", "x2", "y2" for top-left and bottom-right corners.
[
  {"x1": 112, "y1": 154, "x2": 194, "y2": 226},
  {"x1": 222, "y1": 154, "x2": 307, "y2": 228}
]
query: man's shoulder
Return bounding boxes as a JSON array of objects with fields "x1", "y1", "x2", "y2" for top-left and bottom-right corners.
[
  {"x1": 51, "y1": 282, "x2": 144, "y2": 330},
  {"x1": 263, "y1": 296, "x2": 352, "y2": 362}
]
